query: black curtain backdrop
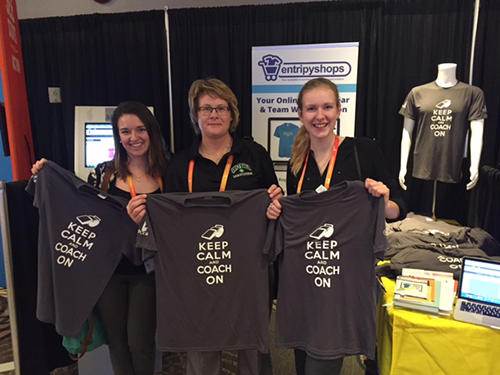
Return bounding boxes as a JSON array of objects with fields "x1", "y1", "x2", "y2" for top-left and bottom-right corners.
[
  {"x1": 20, "y1": 11, "x2": 169, "y2": 171},
  {"x1": 467, "y1": 0, "x2": 500, "y2": 229},
  {"x1": 168, "y1": 0, "x2": 475, "y2": 222},
  {"x1": 473, "y1": 0, "x2": 500, "y2": 168},
  {"x1": 19, "y1": 0, "x2": 499, "y2": 225},
  {"x1": 168, "y1": 0, "x2": 380, "y2": 152},
  {"x1": 169, "y1": 0, "x2": 475, "y2": 173}
]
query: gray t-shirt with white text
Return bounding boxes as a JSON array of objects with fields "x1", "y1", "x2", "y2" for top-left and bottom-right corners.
[
  {"x1": 400, "y1": 81, "x2": 487, "y2": 183},
  {"x1": 267, "y1": 181, "x2": 387, "y2": 360},
  {"x1": 26, "y1": 161, "x2": 141, "y2": 337},
  {"x1": 136, "y1": 189, "x2": 271, "y2": 352}
]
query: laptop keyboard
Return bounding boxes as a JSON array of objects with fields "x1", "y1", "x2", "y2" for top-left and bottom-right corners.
[{"x1": 460, "y1": 301, "x2": 500, "y2": 318}]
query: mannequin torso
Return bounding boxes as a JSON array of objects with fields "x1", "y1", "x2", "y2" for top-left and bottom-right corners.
[{"x1": 399, "y1": 63, "x2": 486, "y2": 190}]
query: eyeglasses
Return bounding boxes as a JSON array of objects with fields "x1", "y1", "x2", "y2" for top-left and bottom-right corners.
[{"x1": 198, "y1": 106, "x2": 230, "y2": 116}]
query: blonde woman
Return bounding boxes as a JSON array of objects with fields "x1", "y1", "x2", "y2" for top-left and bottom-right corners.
[{"x1": 268, "y1": 78, "x2": 406, "y2": 375}]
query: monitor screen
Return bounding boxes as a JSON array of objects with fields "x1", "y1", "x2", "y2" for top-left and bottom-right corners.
[
  {"x1": 459, "y1": 258, "x2": 500, "y2": 306},
  {"x1": 85, "y1": 123, "x2": 115, "y2": 168}
]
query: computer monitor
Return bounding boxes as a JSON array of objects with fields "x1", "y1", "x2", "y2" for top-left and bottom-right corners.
[{"x1": 84, "y1": 123, "x2": 115, "y2": 169}]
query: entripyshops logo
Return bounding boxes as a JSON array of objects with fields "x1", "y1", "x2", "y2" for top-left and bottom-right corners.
[{"x1": 258, "y1": 54, "x2": 351, "y2": 82}]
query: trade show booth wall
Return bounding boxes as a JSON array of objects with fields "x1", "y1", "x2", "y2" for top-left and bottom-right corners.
[{"x1": 18, "y1": 0, "x2": 500, "y2": 230}]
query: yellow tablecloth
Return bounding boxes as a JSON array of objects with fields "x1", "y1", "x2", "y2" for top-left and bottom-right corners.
[{"x1": 377, "y1": 277, "x2": 500, "y2": 375}]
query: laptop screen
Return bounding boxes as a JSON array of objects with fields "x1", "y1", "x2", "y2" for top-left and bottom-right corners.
[{"x1": 458, "y1": 257, "x2": 500, "y2": 306}]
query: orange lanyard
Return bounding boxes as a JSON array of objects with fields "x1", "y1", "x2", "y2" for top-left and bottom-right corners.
[
  {"x1": 127, "y1": 175, "x2": 163, "y2": 198},
  {"x1": 297, "y1": 136, "x2": 339, "y2": 194},
  {"x1": 188, "y1": 154, "x2": 234, "y2": 193}
]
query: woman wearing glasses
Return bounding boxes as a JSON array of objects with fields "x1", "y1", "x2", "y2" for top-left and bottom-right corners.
[
  {"x1": 172, "y1": 78, "x2": 281, "y2": 375},
  {"x1": 164, "y1": 78, "x2": 282, "y2": 198}
]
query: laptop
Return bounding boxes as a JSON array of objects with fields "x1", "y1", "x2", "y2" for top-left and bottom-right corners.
[{"x1": 453, "y1": 257, "x2": 500, "y2": 329}]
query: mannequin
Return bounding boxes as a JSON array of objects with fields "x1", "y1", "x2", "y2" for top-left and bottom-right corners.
[{"x1": 399, "y1": 63, "x2": 486, "y2": 191}]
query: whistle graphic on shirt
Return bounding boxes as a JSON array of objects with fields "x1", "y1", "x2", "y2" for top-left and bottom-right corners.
[
  {"x1": 76, "y1": 215, "x2": 101, "y2": 228},
  {"x1": 201, "y1": 225, "x2": 225, "y2": 240},
  {"x1": 309, "y1": 223, "x2": 334, "y2": 240}
]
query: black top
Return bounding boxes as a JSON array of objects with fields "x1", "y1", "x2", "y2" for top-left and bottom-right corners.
[
  {"x1": 89, "y1": 161, "x2": 164, "y2": 274},
  {"x1": 166, "y1": 135, "x2": 279, "y2": 193},
  {"x1": 286, "y1": 137, "x2": 407, "y2": 221}
]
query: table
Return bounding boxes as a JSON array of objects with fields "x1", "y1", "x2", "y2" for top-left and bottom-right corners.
[{"x1": 377, "y1": 277, "x2": 500, "y2": 375}]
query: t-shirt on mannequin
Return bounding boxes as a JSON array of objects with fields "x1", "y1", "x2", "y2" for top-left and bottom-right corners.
[{"x1": 399, "y1": 63, "x2": 487, "y2": 191}]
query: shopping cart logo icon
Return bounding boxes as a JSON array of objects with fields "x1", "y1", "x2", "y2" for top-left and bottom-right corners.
[{"x1": 258, "y1": 54, "x2": 283, "y2": 81}]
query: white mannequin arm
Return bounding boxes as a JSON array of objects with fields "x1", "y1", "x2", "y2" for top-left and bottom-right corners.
[
  {"x1": 466, "y1": 119, "x2": 484, "y2": 190},
  {"x1": 399, "y1": 118, "x2": 415, "y2": 190}
]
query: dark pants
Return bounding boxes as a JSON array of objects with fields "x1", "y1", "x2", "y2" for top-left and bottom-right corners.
[
  {"x1": 294, "y1": 349, "x2": 343, "y2": 375},
  {"x1": 186, "y1": 350, "x2": 272, "y2": 375},
  {"x1": 96, "y1": 273, "x2": 156, "y2": 375}
]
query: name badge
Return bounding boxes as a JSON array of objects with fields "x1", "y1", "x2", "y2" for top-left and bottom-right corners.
[{"x1": 315, "y1": 184, "x2": 328, "y2": 194}]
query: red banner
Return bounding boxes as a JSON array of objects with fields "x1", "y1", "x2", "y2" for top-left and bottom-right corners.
[{"x1": 0, "y1": 0, "x2": 34, "y2": 181}]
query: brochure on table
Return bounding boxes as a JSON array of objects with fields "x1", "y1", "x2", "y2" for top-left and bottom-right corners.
[{"x1": 394, "y1": 268, "x2": 456, "y2": 315}]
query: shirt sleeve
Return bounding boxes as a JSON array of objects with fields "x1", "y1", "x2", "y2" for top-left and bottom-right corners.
[
  {"x1": 136, "y1": 212, "x2": 158, "y2": 261},
  {"x1": 373, "y1": 196, "x2": 389, "y2": 260},
  {"x1": 399, "y1": 89, "x2": 416, "y2": 119},
  {"x1": 264, "y1": 219, "x2": 283, "y2": 261},
  {"x1": 263, "y1": 219, "x2": 277, "y2": 258},
  {"x1": 25, "y1": 175, "x2": 37, "y2": 201},
  {"x1": 274, "y1": 125, "x2": 281, "y2": 138},
  {"x1": 25, "y1": 160, "x2": 53, "y2": 208},
  {"x1": 468, "y1": 86, "x2": 488, "y2": 121}
]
